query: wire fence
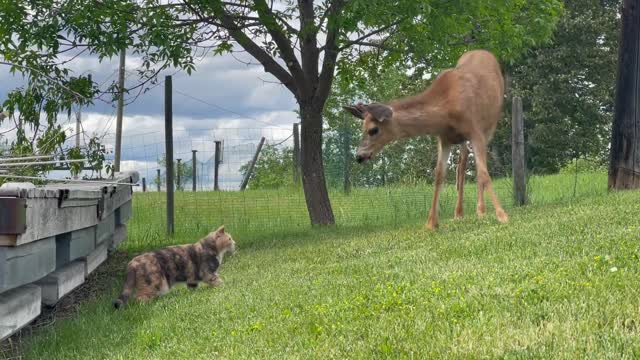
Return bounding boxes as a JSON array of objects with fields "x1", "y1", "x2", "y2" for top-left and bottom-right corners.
[
  {"x1": 0, "y1": 106, "x2": 610, "y2": 251},
  {"x1": 111, "y1": 122, "x2": 609, "y2": 251}
]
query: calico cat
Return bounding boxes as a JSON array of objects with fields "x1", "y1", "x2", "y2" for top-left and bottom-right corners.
[{"x1": 113, "y1": 225, "x2": 236, "y2": 308}]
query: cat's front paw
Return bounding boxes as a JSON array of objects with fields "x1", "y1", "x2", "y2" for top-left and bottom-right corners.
[{"x1": 211, "y1": 277, "x2": 224, "y2": 287}]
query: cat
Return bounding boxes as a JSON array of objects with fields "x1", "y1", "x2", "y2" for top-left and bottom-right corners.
[{"x1": 113, "y1": 225, "x2": 236, "y2": 309}]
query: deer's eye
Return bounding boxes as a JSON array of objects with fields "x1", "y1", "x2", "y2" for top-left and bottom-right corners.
[{"x1": 368, "y1": 127, "x2": 379, "y2": 136}]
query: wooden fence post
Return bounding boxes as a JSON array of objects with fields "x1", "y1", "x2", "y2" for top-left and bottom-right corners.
[
  {"x1": 176, "y1": 158, "x2": 182, "y2": 191},
  {"x1": 164, "y1": 75, "x2": 174, "y2": 235},
  {"x1": 512, "y1": 96, "x2": 527, "y2": 206},
  {"x1": 343, "y1": 115, "x2": 351, "y2": 194},
  {"x1": 192, "y1": 150, "x2": 197, "y2": 192},
  {"x1": 214, "y1": 141, "x2": 222, "y2": 191},
  {"x1": 293, "y1": 122, "x2": 301, "y2": 185},
  {"x1": 240, "y1": 137, "x2": 266, "y2": 191}
]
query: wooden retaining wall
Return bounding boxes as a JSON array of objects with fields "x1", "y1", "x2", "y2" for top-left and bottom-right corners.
[{"x1": 0, "y1": 172, "x2": 138, "y2": 340}]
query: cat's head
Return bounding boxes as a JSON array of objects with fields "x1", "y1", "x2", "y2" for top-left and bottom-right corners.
[{"x1": 202, "y1": 225, "x2": 236, "y2": 255}]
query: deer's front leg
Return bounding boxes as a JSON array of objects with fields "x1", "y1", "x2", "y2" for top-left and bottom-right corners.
[{"x1": 426, "y1": 139, "x2": 452, "y2": 230}]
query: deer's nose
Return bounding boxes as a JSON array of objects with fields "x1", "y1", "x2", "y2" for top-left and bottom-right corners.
[{"x1": 356, "y1": 154, "x2": 370, "y2": 163}]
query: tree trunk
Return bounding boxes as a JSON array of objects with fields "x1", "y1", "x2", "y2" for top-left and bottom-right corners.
[
  {"x1": 300, "y1": 106, "x2": 335, "y2": 225},
  {"x1": 609, "y1": 0, "x2": 640, "y2": 189}
]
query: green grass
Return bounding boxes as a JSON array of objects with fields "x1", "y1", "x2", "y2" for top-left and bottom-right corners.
[
  {"x1": 20, "y1": 171, "x2": 640, "y2": 358},
  {"x1": 126, "y1": 171, "x2": 609, "y2": 251}
]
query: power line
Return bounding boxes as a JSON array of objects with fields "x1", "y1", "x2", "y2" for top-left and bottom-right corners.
[
  {"x1": 173, "y1": 89, "x2": 290, "y2": 129},
  {"x1": 268, "y1": 133, "x2": 294, "y2": 147}
]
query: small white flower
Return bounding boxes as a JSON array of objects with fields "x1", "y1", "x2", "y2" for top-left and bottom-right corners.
[{"x1": 610, "y1": 267, "x2": 618, "y2": 273}]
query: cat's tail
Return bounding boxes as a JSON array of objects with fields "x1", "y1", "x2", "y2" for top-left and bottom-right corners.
[{"x1": 113, "y1": 266, "x2": 136, "y2": 309}]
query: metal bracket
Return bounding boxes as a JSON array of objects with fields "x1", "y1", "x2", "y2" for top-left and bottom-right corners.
[{"x1": 0, "y1": 197, "x2": 27, "y2": 235}]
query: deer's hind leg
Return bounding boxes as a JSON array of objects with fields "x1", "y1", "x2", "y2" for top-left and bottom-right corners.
[
  {"x1": 470, "y1": 135, "x2": 508, "y2": 224},
  {"x1": 426, "y1": 138, "x2": 452, "y2": 230},
  {"x1": 455, "y1": 142, "x2": 469, "y2": 219}
]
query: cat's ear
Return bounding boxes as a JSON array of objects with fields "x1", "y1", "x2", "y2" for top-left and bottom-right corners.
[{"x1": 216, "y1": 225, "x2": 225, "y2": 234}]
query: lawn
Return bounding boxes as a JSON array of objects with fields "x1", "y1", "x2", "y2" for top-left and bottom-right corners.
[{"x1": 17, "y1": 172, "x2": 640, "y2": 358}]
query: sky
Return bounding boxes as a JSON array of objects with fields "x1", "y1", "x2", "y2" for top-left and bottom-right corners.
[{"x1": 0, "y1": 49, "x2": 300, "y2": 190}]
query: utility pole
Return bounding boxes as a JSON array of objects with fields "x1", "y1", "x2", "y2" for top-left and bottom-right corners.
[{"x1": 114, "y1": 48, "x2": 126, "y2": 173}]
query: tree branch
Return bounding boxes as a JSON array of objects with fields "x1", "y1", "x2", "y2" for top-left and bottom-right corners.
[
  {"x1": 313, "y1": 0, "x2": 346, "y2": 110},
  {"x1": 350, "y1": 41, "x2": 393, "y2": 51},
  {"x1": 337, "y1": 19, "x2": 405, "y2": 52},
  {"x1": 253, "y1": 0, "x2": 309, "y2": 98},
  {"x1": 200, "y1": 1, "x2": 298, "y2": 96}
]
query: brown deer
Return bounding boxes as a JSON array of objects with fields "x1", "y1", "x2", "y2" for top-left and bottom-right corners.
[{"x1": 343, "y1": 49, "x2": 508, "y2": 230}]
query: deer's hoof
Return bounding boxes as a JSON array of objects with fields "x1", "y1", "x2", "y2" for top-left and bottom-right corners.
[
  {"x1": 425, "y1": 222, "x2": 438, "y2": 231},
  {"x1": 496, "y1": 209, "x2": 509, "y2": 224}
]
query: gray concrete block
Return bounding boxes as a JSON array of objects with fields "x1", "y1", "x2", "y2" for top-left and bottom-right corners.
[
  {"x1": 0, "y1": 285, "x2": 41, "y2": 340},
  {"x1": 55, "y1": 226, "x2": 96, "y2": 268},
  {"x1": 96, "y1": 213, "x2": 115, "y2": 245},
  {"x1": 110, "y1": 225, "x2": 127, "y2": 253},
  {"x1": 115, "y1": 201, "x2": 132, "y2": 225},
  {"x1": 36, "y1": 260, "x2": 85, "y2": 306},
  {"x1": 0, "y1": 237, "x2": 56, "y2": 294},
  {"x1": 84, "y1": 242, "x2": 108, "y2": 276}
]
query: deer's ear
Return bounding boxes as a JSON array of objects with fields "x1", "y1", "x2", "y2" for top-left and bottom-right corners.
[
  {"x1": 364, "y1": 103, "x2": 393, "y2": 122},
  {"x1": 342, "y1": 105, "x2": 365, "y2": 120}
]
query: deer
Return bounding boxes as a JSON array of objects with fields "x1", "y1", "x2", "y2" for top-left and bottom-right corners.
[{"x1": 343, "y1": 49, "x2": 508, "y2": 230}]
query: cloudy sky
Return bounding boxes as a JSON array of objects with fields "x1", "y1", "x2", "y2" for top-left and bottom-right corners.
[{"x1": 0, "y1": 49, "x2": 300, "y2": 190}]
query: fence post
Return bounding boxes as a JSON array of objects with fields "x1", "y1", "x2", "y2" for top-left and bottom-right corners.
[
  {"x1": 176, "y1": 158, "x2": 182, "y2": 191},
  {"x1": 214, "y1": 141, "x2": 222, "y2": 191},
  {"x1": 342, "y1": 116, "x2": 351, "y2": 194},
  {"x1": 142, "y1": 177, "x2": 146, "y2": 192},
  {"x1": 240, "y1": 137, "x2": 266, "y2": 191},
  {"x1": 192, "y1": 150, "x2": 197, "y2": 192},
  {"x1": 156, "y1": 169, "x2": 161, "y2": 192},
  {"x1": 164, "y1": 75, "x2": 175, "y2": 235},
  {"x1": 512, "y1": 96, "x2": 527, "y2": 206},
  {"x1": 293, "y1": 122, "x2": 301, "y2": 185}
]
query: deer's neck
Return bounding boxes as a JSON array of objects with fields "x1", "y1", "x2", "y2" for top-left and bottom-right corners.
[{"x1": 388, "y1": 96, "x2": 447, "y2": 139}]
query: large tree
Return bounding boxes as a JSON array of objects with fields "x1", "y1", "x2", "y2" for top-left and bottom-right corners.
[{"x1": 1, "y1": 0, "x2": 563, "y2": 224}]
